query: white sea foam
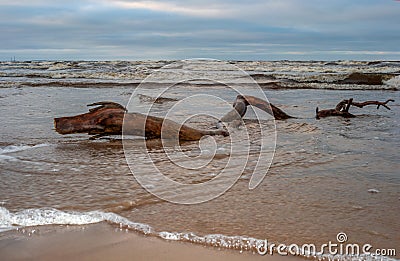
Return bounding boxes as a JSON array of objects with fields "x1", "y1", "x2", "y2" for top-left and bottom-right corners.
[
  {"x1": 384, "y1": 75, "x2": 400, "y2": 89},
  {"x1": 0, "y1": 144, "x2": 49, "y2": 154},
  {"x1": 0, "y1": 207, "x2": 152, "y2": 234},
  {"x1": 47, "y1": 63, "x2": 71, "y2": 71},
  {"x1": 368, "y1": 188, "x2": 380, "y2": 193},
  {"x1": 0, "y1": 207, "x2": 397, "y2": 261},
  {"x1": 0, "y1": 155, "x2": 17, "y2": 161}
]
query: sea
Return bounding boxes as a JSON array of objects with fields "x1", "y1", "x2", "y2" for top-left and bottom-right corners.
[{"x1": 0, "y1": 60, "x2": 399, "y2": 260}]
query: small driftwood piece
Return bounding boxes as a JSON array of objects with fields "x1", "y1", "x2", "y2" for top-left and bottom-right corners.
[
  {"x1": 54, "y1": 102, "x2": 228, "y2": 140},
  {"x1": 316, "y1": 98, "x2": 394, "y2": 119}
]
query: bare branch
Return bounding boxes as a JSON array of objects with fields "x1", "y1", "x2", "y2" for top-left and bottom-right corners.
[{"x1": 316, "y1": 98, "x2": 394, "y2": 119}]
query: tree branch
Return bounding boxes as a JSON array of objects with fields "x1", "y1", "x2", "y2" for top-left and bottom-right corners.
[{"x1": 316, "y1": 98, "x2": 394, "y2": 119}]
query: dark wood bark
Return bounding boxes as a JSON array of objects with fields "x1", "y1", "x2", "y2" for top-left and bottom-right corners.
[
  {"x1": 316, "y1": 98, "x2": 394, "y2": 119},
  {"x1": 54, "y1": 102, "x2": 228, "y2": 140},
  {"x1": 315, "y1": 108, "x2": 355, "y2": 119}
]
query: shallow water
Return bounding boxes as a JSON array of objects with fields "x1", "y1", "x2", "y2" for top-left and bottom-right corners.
[{"x1": 0, "y1": 61, "x2": 399, "y2": 259}]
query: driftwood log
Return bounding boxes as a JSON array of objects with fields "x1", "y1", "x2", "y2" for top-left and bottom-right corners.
[
  {"x1": 219, "y1": 95, "x2": 293, "y2": 127},
  {"x1": 54, "y1": 102, "x2": 228, "y2": 141},
  {"x1": 54, "y1": 96, "x2": 293, "y2": 140},
  {"x1": 316, "y1": 98, "x2": 394, "y2": 119},
  {"x1": 54, "y1": 96, "x2": 394, "y2": 139}
]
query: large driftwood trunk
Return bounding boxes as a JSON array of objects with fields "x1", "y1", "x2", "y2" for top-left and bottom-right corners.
[
  {"x1": 54, "y1": 102, "x2": 228, "y2": 140},
  {"x1": 54, "y1": 96, "x2": 394, "y2": 140},
  {"x1": 316, "y1": 98, "x2": 394, "y2": 119}
]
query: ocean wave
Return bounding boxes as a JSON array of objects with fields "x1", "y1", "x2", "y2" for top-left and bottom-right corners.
[
  {"x1": 0, "y1": 207, "x2": 152, "y2": 234},
  {"x1": 274, "y1": 82, "x2": 398, "y2": 90},
  {"x1": 0, "y1": 207, "x2": 397, "y2": 261},
  {"x1": 384, "y1": 75, "x2": 400, "y2": 89},
  {"x1": 0, "y1": 144, "x2": 50, "y2": 163},
  {"x1": 334, "y1": 72, "x2": 391, "y2": 85},
  {"x1": 0, "y1": 144, "x2": 49, "y2": 155},
  {"x1": 137, "y1": 94, "x2": 179, "y2": 104},
  {"x1": 1, "y1": 60, "x2": 399, "y2": 90},
  {"x1": 0, "y1": 155, "x2": 16, "y2": 161},
  {"x1": 17, "y1": 81, "x2": 140, "y2": 88}
]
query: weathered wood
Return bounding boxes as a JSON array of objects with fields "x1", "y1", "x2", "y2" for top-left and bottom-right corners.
[
  {"x1": 219, "y1": 96, "x2": 248, "y2": 124},
  {"x1": 87, "y1": 101, "x2": 127, "y2": 112},
  {"x1": 55, "y1": 96, "x2": 394, "y2": 139},
  {"x1": 316, "y1": 98, "x2": 394, "y2": 119},
  {"x1": 54, "y1": 102, "x2": 228, "y2": 140},
  {"x1": 344, "y1": 98, "x2": 353, "y2": 112},
  {"x1": 219, "y1": 95, "x2": 293, "y2": 127},
  {"x1": 345, "y1": 99, "x2": 394, "y2": 110},
  {"x1": 124, "y1": 113, "x2": 228, "y2": 141},
  {"x1": 315, "y1": 108, "x2": 355, "y2": 119},
  {"x1": 241, "y1": 95, "x2": 293, "y2": 120}
]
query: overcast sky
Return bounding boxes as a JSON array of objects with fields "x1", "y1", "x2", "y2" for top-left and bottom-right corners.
[{"x1": 0, "y1": 0, "x2": 399, "y2": 61}]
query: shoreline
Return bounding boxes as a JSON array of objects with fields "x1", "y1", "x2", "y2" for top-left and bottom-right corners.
[{"x1": 0, "y1": 222, "x2": 297, "y2": 261}]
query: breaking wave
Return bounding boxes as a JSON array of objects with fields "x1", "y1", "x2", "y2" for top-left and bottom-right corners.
[
  {"x1": 0, "y1": 207, "x2": 397, "y2": 261},
  {"x1": 0, "y1": 144, "x2": 49, "y2": 155},
  {"x1": 0, "y1": 60, "x2": 398, "y2": 90}
]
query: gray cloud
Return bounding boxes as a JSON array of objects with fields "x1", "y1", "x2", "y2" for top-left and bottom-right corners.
[{"x1": 0, "y1": 0, "x2": 399, "y2": 60}]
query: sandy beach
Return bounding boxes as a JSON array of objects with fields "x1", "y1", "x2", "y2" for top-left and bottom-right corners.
[
  {"x1": 1, "y1": 0, "x2": 400, "y2": 258},
  {"x1": 0, "y1": 60, "x2": 399, "y2": 261},
  {"x1": 0, "y1": 223, "x2": 296, "y2": 261}
]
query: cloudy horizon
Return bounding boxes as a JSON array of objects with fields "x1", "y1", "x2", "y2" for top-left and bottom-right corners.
[{"x1": 1, "y1": 0, "x2": 399, "y2": 61}]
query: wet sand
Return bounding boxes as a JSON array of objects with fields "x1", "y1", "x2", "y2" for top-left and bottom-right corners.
[{"x1": 0, "y1": 223, "x2": 296, "y2": 261}]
